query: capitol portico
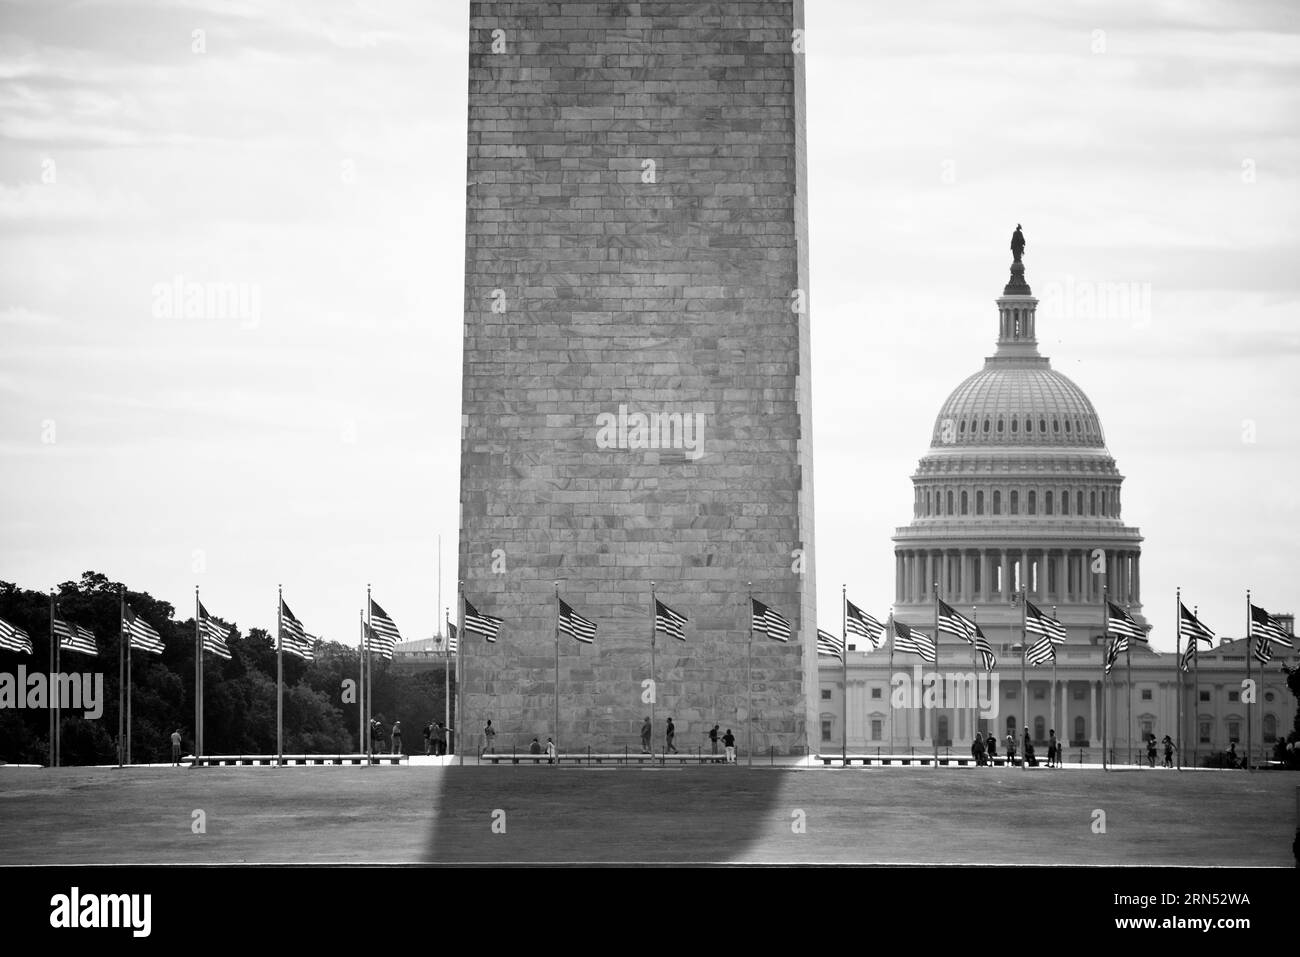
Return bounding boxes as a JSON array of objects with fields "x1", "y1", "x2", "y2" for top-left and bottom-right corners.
[{"x1": 819, "y1": 236, "x2": 1295, "y2": 765}]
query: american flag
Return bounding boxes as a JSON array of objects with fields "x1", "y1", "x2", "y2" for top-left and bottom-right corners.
[
  {"x1": 973, "y1": 622, "x2": 997, "y2": 671},
  {"x1": 1104, "y1": 634, "x2": 1128, "y2": 675},
  {"x1": 1106, "y1": 601, "x2": 1146, "y2": 642},
  {"x1": 1180, "y1": 638, "x2": 1197, "y2": 673},
  {"x1": 0, "y1": 615, "x2": 33, "y2": 654},
  {"x1": 198, "y1": 602, "x2": 232, "y2": 659},
  {"x1": 558, "y1": 599, "x2": 597, "y2": 644},
  {"x1": 1025, "y1": 600, "x2": 1068, "y2": 643},
  {"x1": 464, "y1": 599, "x2": 503, "y2": 642},
  {"x1": 1179, "y1": 603, "x2": 1215, "y2": 645},
  {"x1": 1252, "y1": 636, "x2": 1274, "y2": 664},
  {"x1": 1249, "y1": 603, "x2": 1293, "y2": 648},
  {"x1": 816, "y1": 628, "x2": 844, "y2": 662},
  {"x1": 367, "y1": 598, "x2": 401, "y2": 659},
  {"x1": 750, "y1": 598, "x2": 791, "y2": 643},
  {"x1": 937, "y1": 599, "x2": 977, "y2": 644},
  {"x1": 893, "y1": 619, "x2": 936, "y2": 663},
  {"x1": 1026, "y1": 635, "x2": 1056, "y2": 667},
  {"x1": 54, "y1": 608, "x2": 98, "y2": 657},
  {"x1": 125, "y1": 604, "x2": 165, "y2": 655},
  {"x1": 446, "y1": 622, "x2": 458, "y2": 655},
  {"x1": 654, "y1": 599, "x2": 688, "y2": 642},
  {"x1": 279, "y1": 599, "x2": 314, "y2": 661},
  {"x1": 846, "y1": 600, "x2": 884, "y2": 648}
]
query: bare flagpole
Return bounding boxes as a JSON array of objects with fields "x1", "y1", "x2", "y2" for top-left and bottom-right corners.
[
  {"x1": 48, "y1": 590, "x2": 55, "y2": 768},
  {"x1": 1126, "y1": 599, "x2": 1134, "y2": 766},
  {"x1": 444, "y1": 606, "x2": 451, "y2": 758},
  {"x1": 1245, "y1": 588, "x2": 1252, "y2": 770},
  {"x1": 357, "y1": 609, "x2": 364, "y2": 753},
  {"x1": 933, "y1": 578, "x2": 940, "y2": 766}
]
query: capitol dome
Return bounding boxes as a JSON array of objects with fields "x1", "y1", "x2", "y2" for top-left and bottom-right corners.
[{"x1": 893, "y1": 242, "x2": 1145, "y2": 645}]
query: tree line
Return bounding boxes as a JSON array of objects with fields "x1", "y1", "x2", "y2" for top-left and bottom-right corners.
[{"x1": 0, "y1": 572, "x2": 453, "y2": 765}]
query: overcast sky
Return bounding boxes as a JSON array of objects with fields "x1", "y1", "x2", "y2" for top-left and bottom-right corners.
[{"x1": 1, "y1": 0, "x2": 1296, "y2": 652}]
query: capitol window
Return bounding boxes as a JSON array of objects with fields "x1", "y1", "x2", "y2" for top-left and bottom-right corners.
[
  {"x1": 1011, "y1": 418, "x2": 1018, "y2": 433},
  {"x1": 1045, "y1": 491, "x2": 1053, "y2": 515},
  {"x1": 1053, "y1": 418, "x2": 1060, "y2": 432},
  {"x1": 1090, "y1": 491, "x2": 1096, "y2": 515},
  {"x1": 1060, "y1": 492, "x2": 1068, "y2": 515},
  {"x1": 1026, "y1": 417, "x2": 1033, "y2": 433},
  {"x1": 946, "y1": 491, "x2": 954, "y2": 514},
  {"x1": 993, "y1": 491, "x2": 1001, "y2": 514},
  {"x1": 1028, "y1": 491, "x2": 1036, "y2": 515},
  {"x1": 1064, "y1": 420, "x2": 1071, "y2": 433},
  {"x1": 983, "y1": 418, "x2": 990, "y2": 433},
  {"x1": 1039, "y1": 418, "x2": 1047, "y2": 433},
  {"x1": 997, "y1": 417, "x2": 1004, "y2": 433},
  {"x1": 1076, "y1": 491, "x2": 1084, "y2": 514},
  {"x1": 961, "y1": 491, "x2": 968, "y2": 514},
  {"x1": 976, "y1": 491, "x2": 984, "y2": 514},
  {"x1": 1010, "y1": 491, "x2": 1019, "y2": 514}
]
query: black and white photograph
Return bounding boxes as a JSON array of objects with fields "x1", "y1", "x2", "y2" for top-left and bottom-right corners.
[{"x1": 0, "y1": 0, "x2": 1296, "y2": 933}]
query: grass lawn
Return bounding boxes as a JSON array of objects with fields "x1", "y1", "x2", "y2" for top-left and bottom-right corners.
[{"x1": 0, "y1": 765, "x2": 1293, "y2": 865}]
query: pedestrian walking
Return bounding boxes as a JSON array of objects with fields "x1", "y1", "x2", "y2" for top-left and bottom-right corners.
[
  {"x1": 722, "y1": 728, "x2": 736, "y2": 764},
  {"x1": 483, "y1": 719, "x2": 496, "y2": 755},
  {"x1": 665, "y1": 717, "x2": 678, "y2": 754},
  {"x1": 1047, "y1": 729, "x2": 1058, "y2": 768},
  {"x1": 1005, "y1": 731, "x2": 1017, "y2": 766},
  {"x1": 435, "y1": 721, "x2": 447, "y2": 756},
  {"x1": 423, "y1": 722, "x2": 432, "y2": 756},
  {"x1": 640, "y1": 716, "x2": 652, "y2": 754},
  {"x1": 986, "y1": 733, "x2": 997, "y2": 763},
  {"x1": 391, "y1": 720, "x2": 403, "y2": 755},
  {"x1": 709, "y1": 724, "x2": 720, "y2": 755},
  {"x1": 972, "y1": 733, "x2": 986, "y2": 766},
  {"x1": 1162, "y1": 734, "x2": 1176, "y2": 768},
  {"x1": 171, "y1": 729, "x2": 183, "y2": 766},
  {"x1": 545, "y1": 737, "x2": 556, "y2": 764},
  {"x1": 1146, "y1": 734, "x2": 1158, "y2": 768}
]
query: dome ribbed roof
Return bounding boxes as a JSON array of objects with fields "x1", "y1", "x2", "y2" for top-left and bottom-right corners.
[{"x1": 930, "y1": 360, "x2": 1105, "y2": 448}]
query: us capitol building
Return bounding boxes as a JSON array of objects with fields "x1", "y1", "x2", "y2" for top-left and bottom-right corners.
[{"x1": 819, "y1": 233, "x2": 1295, "y2": 765}]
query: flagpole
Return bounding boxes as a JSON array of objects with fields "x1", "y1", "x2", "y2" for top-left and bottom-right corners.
[
  {"x1": 118, "y1": 586, "x2": 125, "y2": 769},
  {"x1": 1192, "y1": 603, "x2": 1200, "y2": 768},
  {"x1": 1019, "y1": 587, "x2": 1027, "y2": 768},
  {"x1": 55, "y1": 600, "x2": 62, "y2": 766},
  {"x1": 195, "y1": 586, "x2": 202, "y2": 759},
  {"x1": 126, "y1": 605, "x2": 134, "y2": 764},
  {"x1": 746, "y1": 582, "x2": 753, "y2": 769},
  {"x1": 456, "y1": 582, "x2": 465, "y2": 766},
  {"x1": 444, "y1": 606, "x2": 451, "y2": 760},
  {"x1": 888, "y1": 611, "x2": 895, "y2": 756},
  {"x1": 358, "y1": 609, "x2": 364, "y2": 754},
  {"x1": 971, "y1": 604, "x2": 979, "y2": 748},
  {"x1": 1102, "y1": 584, "x2": 1109, "y2": 770},
  {"x1": 554, "y1": 581, "x2": 561, "y2": 765},
  {"x1": 366, "y1": 584, "x2": 373, "y2": 762},
  {"x1": 276, "y1": 584, "x2": 284, "y2": 767},
  {"x1": 1175, "y1": 587, "x2": 1182, "y2": 772},
  {"x1": 1245, "y1": 588, "x2": 1251, "y2": 770},
  {"x1": 650, "y1": 582, "x2": 657, "y2": 764},
  {"x1": 1125, "y1": 600, "x2": 1133, "y2": 766},
  {"x1": 932, "y1": 578, "x2": 940, "y2": 765},
  {"x1": 1051, "y1": 604, "x2": 1058, "y2": 762},
  {"x1": 841, "y1": 584, "x2": 847, "y2": 766},
  {"x1": 48, "y1": 591, "x2": 55, "y2": 768}
]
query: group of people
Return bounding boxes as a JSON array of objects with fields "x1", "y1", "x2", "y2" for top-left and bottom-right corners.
[
  {"x1": 1145, "y1": 733, "x2": 1177, "y2": 767},
  {"x1": 423, "y1": 720, "x2": 449, "y2": 756},
  {"x1": 639, "y1": 717, "x2": 737, "y2": 762},
  {"x1": 970, "y1": 728, "x2": 1068, "y2": 768}
]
